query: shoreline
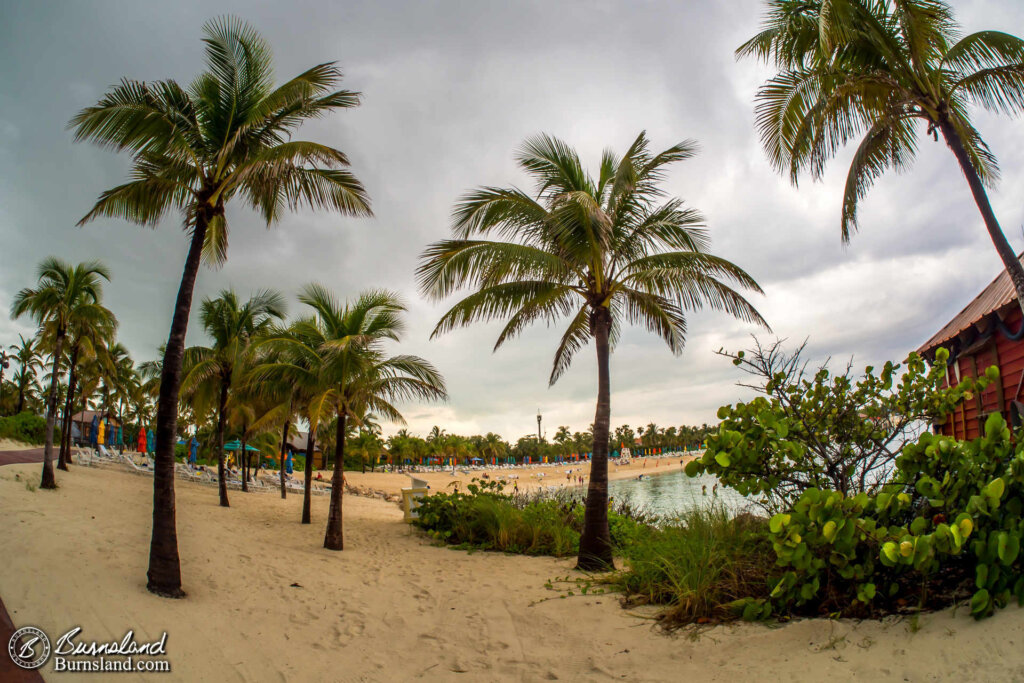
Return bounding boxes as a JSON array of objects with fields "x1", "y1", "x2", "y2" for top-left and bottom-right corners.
[{"x1": 341, "y1": 453, "x2": 698, "y2": 498}]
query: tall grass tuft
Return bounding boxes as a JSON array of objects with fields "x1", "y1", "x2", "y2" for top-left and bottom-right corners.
[{"x1": 608, "y1": 505, "x2": 772, "y2": 628}]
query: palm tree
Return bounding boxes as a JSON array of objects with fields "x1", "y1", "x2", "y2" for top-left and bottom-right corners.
[
  {"x1": 418, "y1": 132, "x2": 767, "y2": 569},
  {"x1": 11, "y1": 258, "x2": 111, "y2": 488},
  {"x1": 251, "y1": 317, "x2": 339, "y2": 521},
  {"x1": 70, "y1": 17, "x2": 372, "y2": 598},
  {"x1": 295, "y1": 285, "x2": 448, "y2": 551},
  {"x1": 182, "y1": 289, "x2": 285, "y2": 507},
  {"x1": 57, "y1": 307, "x2": 117, "y2": 469},
  {"x1": 739, "y1": 0, "x2": 1024, "y2": 306},
  {"x1": 10, "y1": 334, "x2": 42, "y2": 415}
]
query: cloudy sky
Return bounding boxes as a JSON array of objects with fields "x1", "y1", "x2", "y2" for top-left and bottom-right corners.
[{"x1": 1, "y1": 0, "x2": 1022, "y2": 441}]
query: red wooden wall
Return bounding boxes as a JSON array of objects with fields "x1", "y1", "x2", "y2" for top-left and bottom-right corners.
[{"x1": 938, "y1": 306, "x2": 1024, "y2": 440}]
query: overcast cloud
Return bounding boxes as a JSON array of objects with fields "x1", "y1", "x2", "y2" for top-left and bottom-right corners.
[{"x1": 1, "y1": 0, "x2": 1022, "y2": 440}]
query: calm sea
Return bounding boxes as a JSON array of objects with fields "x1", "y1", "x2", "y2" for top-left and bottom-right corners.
[{"x1": 607, "y1": 468, "x2": 752, "y2": 519}]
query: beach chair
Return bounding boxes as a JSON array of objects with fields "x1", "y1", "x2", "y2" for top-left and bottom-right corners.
[{"x1": 119, "y1": 452, "x2": 154, "y2": 476}]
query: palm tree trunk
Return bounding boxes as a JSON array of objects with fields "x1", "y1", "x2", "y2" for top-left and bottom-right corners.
[
  {"x1": 240, "y1": 430, "x2": 249, "y2": 494},
  {"x1": 147, "y1": 212, "x2": 209, "y2": 599},
  {"x1": 40, "y1": 330, "x2": 65, "y2": 489},
  {"x1": 279, "y1": 418, "x2": 290, "y2": 499},
  {"x1": 58, "y1": 346, "x2": 79, "y2": 470},
  {"x1": 16, "y1": 379, "x2": 25, "y2": 415},
  {"x1": 324, "y1": 411, "x2": 346, "y2": 550},
  {"x1": 938, "y1": 117, "x2": 1024, "y2": 314},
  {"x1": 215, "y1": 378, "x2": 230, "y2": 507},
  {"x1": 577, "y1": 309, "x2": 614, "y2": 570},
  {"x1": 302, "y1": 430, "x2": 316, "y2": 524}
]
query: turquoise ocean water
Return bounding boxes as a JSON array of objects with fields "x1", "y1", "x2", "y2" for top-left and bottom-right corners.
[{"x1": 606, "y1": 467, "x2": 752, "y2": 519}]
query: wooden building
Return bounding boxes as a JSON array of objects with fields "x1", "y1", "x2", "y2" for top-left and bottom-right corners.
[{"x1": 917, "y1": 259, "x2": 1024, "y2": 440}]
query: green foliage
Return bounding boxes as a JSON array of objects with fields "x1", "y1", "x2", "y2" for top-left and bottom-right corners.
[
  {"x1": 413, "y1": 479, "x2": 651, "y2": 557},
  {"x1": 687, "y1": 343, "x2": 987, "y2": 510},
  {"x1": 760, "y1": 413, "x2": 1024, "y2": 620},
  {"x1": 0, "y1": 411, "x2": 54, "y2": 444},
  {"x1": 607, "y1": 506, "x2": 773, "y2": 628}
]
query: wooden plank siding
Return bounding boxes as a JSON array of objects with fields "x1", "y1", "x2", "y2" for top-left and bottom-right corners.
[{"x1": 936, "y1": 306, "x2": 1024, "y2": 440}]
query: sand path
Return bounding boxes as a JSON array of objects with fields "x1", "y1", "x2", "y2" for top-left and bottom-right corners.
[{"x1": 2, "y1": 463, "x2": 1024, "y2": 681}]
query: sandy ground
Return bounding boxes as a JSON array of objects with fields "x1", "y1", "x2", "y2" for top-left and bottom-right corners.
[
  {"x1": 343, "y1": 454, "x2": 692, "y2": 496},
  {"x1": 0, "y1": 438, "x2": 39, "y2": 451},
  {"x1": 3, "y1": 463, "x2": 1024, "y2": 682}
]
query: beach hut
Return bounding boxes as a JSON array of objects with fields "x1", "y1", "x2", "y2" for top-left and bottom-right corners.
[{"x1": 917, "y1": 256, "x2": 1024, "y2": 440}]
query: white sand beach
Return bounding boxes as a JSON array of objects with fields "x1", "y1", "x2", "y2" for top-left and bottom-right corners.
[{"x1": 3, "y1": 462, "x2": 1024, "y2": 682}]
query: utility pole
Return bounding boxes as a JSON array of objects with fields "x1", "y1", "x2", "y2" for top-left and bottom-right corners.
[{"x1": 537, "y1": 408, "x2": 542, "y2": 441}]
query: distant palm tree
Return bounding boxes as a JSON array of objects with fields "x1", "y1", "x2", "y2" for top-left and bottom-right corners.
[
  {"x1": 740, "y1": 0, "x2": 1024, "y2": 306},
  {"x1": 10, "y1": 334, "x2": 42, "y2": 415},
  {"x1": 70, "y1": 17, "x2": 371, "y2": 598},
  {"x1": 11, "y1": 258, "x2": 111, "y2": 488},
  {"x1": 295, "y1": 285, "x2": 447, "y2": 551},
  {"x1": 182, "y1": 289, "x2": 285, "y2": 507},
  {"x1": 419, "y1": 132, "x2": 767, "y2": 569},
  {"x1": 252, "y1": 317, "x2": 340, "y2": 520},
  {"x1": 57, "y1": 305, "x2": 117, "y2": 469}
]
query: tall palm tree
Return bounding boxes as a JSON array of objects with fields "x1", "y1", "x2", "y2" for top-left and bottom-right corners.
[
  {"x1": 70, "y1": 17, "x2": 371, "y2": 598},
  {"x1": 10, "y1": 334, "x2": 42, "y2": 415},
  {"x1": 418, "y1": 132, "x2": 767, "y2": 569},
  {"x1": 11, "y1": 258, "x2": 111, "y2": 488},
  {"x1": 295, "y1": 285, "x2": 448, "y2": 551},
  {"x1": 739, "y1": 0, "x2": 1024, "y2": 306},
  {"x1": 182, "y1": 289, "x2": 285, "y2": 507}
]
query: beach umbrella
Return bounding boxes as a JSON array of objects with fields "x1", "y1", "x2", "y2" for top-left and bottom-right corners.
[
  {"x1": 146, "y1": 429, "x2": 155, "y2": 454},
  {"x1": 90, "y1": 415, "x2": 99, "y2": 448},
  {"x1": 97, "y1": 418, "x2": 106, "y2": 446},
  {"x1": 223, "y1": 439, "x2": 260, "y2": 452},
  {"x1": 137, "y1": 429, "x2": 146, "y2": 453}
]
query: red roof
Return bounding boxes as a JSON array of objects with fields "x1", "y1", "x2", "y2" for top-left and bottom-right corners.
[{"x1": 918, "y1": 255, "x2": 1023, "y2": 355}]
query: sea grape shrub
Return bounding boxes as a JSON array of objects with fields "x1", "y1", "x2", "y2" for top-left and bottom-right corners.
[
  {"x1": 749, "y1": 413, "x2": 1024, "y2": 620},
  {"x1": 686, "y1": 345, "x2": 989, "y2": 511}
]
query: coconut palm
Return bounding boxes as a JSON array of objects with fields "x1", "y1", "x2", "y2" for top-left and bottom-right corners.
[
  {"x1": 57, "y1": 307, "x2": 117, "y2": 469},
  {"x1": 418, "y1": 132, "x2": 767, "y2": 569},
  {"x1": 251, "y1": 318, "x2": 338, "y2": 521},
  {"x1": 10, "y1": 334, "x2": 42, "y2": 415},
  {"x1": 293, "y1": 285, "x2": 447, "y2": 551},
  {"x1": 739, "y1": 0, "x2": 1024, "y2": 305},
  {"x1": 70, "y1": 17, "x2": 371, "y2": 598},
  {"x1": 182, "y1": 289, "x2": 285, "y2": 507},
  {"x1": 11, "y1": 259, "x2": 111, "y2": 488}
]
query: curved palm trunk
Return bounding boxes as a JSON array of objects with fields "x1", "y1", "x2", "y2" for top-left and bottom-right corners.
[
  {"x1": 938, "y1": 117, "x2": 1024, "y2": 314},
  {"x1": 279, "y1": 418, "x2": 290, "y2": 499},
  {"x1": 302, "y1": 430, "x2": 316, "y2": 524},
  {"x1": 39, "y1": 330, "x2": 65, "y2": 489},
  {"x1": 58, "y1": 346, "x2": 79, "y2": 471},
  {"x1": 147, "y1": 214, "x2": 209, "y2": 599},
  {"x1": 324, "y1": 412, "x2": 346, "y2": 550},
  {"x1": 577, "y1": 310, "x2": 614, "y2": 570},
  {"x1": 215, "y1": 378, "x2": 230, "y2": 507}
]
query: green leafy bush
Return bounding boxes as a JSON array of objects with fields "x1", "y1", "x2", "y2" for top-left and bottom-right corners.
[
  {"x1": 727, "y1": 411, "x2": 1023, "y2": 621},
  {"x1": 687, "y1": 343, "x2": 986, "y2": 511},
  {"x1": 0, "y1": 411, "x2": 53, "y2": 444}
]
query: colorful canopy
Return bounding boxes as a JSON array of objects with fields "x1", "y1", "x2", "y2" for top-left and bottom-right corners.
[{"x1": 223, "y1": 439, "x2": 260, "y2": 452}]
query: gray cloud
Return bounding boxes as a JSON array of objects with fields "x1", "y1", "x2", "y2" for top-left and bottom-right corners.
[{"x1": 1, "y1": 0, "x2": 1022, "y2": 438}]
